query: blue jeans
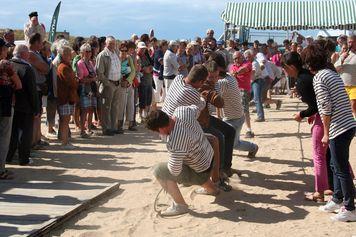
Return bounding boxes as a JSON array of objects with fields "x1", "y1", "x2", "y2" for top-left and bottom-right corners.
[
  {"x1": 330, "y1": 128, "x2": 355, "y2": 211},
  {"x1": 252, "y1": 79, "x2": 265, "y2": 120},
  {"x1": 224, "y1": 116, "x2": 256, "y2": 152},
  {"x1": 204, "y1": 116, "x2": 235, "y2": 170}
]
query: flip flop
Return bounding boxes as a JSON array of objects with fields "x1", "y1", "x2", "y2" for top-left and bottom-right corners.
[{"x1": 304, "y1": 192, "x2": 325, "y2": 203}]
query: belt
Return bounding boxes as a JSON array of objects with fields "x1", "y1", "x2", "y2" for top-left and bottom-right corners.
[{"x1": 109, "y1": 80, "x2": 120, "y2": 86}]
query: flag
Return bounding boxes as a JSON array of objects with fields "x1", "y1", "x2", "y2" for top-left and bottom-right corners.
[{"x1": 48, "y1": 2, "x2": 61, "y2": 43}]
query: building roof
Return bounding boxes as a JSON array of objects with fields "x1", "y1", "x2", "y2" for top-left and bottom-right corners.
[{"x1": 221, "y1": 0, "x2": 356, "y2": 30}]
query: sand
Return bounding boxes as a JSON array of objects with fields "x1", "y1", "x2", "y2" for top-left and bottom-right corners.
[{"x1": 46, "y1": 96, "x2": 356, "y2": 237}]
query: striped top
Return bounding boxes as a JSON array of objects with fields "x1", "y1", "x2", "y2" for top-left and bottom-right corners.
[
  {"x1": 167, "y1": 105, "x2": 214, "y2": 176},
  {"x1": 313, "y1": 69, "x2": 356, "y2": 139},
  {"x1": 216, "y1": 74, "x2": 244, "y2": 120},
  {"x1": 162, "y1": 75, "x2": 205, "y2": 117}
]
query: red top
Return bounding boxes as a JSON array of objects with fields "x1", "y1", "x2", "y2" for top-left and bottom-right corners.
[{"x1": 230, "y1": 61, "x2": 252, "y2": 91}]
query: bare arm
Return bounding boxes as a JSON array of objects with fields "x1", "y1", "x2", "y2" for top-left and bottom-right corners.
[{"x1": 28, "y1": 52, "x2": 49, "y2": 74}]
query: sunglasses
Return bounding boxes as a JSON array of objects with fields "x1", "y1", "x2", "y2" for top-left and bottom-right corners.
[{"x1": 120, "y1": 49, "x2": 128, "y2": 52}]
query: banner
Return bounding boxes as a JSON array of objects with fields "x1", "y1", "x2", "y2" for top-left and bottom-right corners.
[{"x1": 48, "y1": 1, "x2": 61, "y2": 43}]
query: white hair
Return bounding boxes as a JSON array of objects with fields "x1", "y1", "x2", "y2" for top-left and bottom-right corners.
[
  {"x1": 57, "y1": 45, "x2": 72, "y2": 56},
  {"x1": 106, "y1": 36, "x2": 116, "y2": 44},
  {"x1": 51, "y1": 39, "x2": 70, "y2": 53},
  {"x1": 80, "y1": 43, "x2": 92, "y2": 53},
  {"x1": 13, "y1": 44, "x2": 29, "y2": 58},
  {"x1": 244, "y1": 49, "x2": 254, "y2": 58}
]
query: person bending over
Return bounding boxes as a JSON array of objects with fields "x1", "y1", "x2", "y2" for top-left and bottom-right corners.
[{"x1": 146, "y1": 105, "x2": 219, "y2": 216}]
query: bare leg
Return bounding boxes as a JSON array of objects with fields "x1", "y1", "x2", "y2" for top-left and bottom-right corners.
[
  {"x1": 157, "y1": 178, "x2": 187, "y2": 205},
  {"x1": 74, "y1": 105, "x2": 81, "y2": 130},
  {"x1": 245, "y1": 112, "x2": 252, "y2": 130},
  {"x1": 206, "y1": 134, "x2": 220, "y2": 183},
  {"x1": 87, "y1": 107, "x2": 94, "y2": 132},
  {"x1": 60, "y1": 115, "x2": 70, "y2": 145},
  {"x1": 201, "y1": 179, "x2": 219, "y2": 194},
  {"x1": 80, "y1": 108, "x2": 88, "y2": 134},
  {"x1": 351, "y1": 99, "x2": 356, "y2": 118}
]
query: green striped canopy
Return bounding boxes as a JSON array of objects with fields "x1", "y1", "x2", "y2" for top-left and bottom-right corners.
[{"x1": 221, "y1": 0, "x2": 356, "y2": 30}]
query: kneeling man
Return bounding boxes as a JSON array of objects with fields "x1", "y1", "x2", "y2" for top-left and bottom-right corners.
[{"x1": 146, "y1": 105, "x2": 219, "y2": 216}]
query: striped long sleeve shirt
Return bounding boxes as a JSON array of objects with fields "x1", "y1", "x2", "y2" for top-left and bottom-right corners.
[
  {"x1": 216, "y1": 74, "x2": 244, "y2": 120},
  {"x1": 167, "y1": 105, "x2": 214, "y2": 176},
  {"x1": 313, "y1": 69, "x2": 356, "y2": 139},
  {"x1": 162, "y1": 75, "x2": 205, "y2": 117}
]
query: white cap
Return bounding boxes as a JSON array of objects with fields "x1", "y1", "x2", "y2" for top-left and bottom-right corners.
[
  {"x1": 137, "y1": 42, "x2": 147, "y2": 49},
  {"x1": 169, "y1": 40, "x2": 179, "y2": 46},
  {"x1": 305, "y1": 35, "x2": 313, "y2": 39},
  {"x1": 190, "y1": 41, "x2": 199, "y2": 46}
]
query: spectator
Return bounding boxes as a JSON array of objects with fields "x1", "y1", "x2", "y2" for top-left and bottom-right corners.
[
  {"x1": 96, "y1": 36, "x2": 121, "y2": 136},
  {"x1": 28, "y1": 33, "x2": 50, "y2": 149},
  {"x1": 137, "y1": 42, "x2": 153, "y2": 120},
  {"x1": 152, "y1": 40, "x2": 167, "y2": 109},
  {"x1": 230, "y1": 50, "x2": 254, "y2": 138},
  {"x1": 7, "y1": 44, "x2": 40, "y2": 166},
  {"x1": 216, "y1": 40, "x2": 229, "y2": 66},
  {"x1": 177, "y1": 41, "x2": 189, "y2": 77},
  {"x1": 283, "y1": 39, "x2": 291, "y2": 53},
  {"x1": 40, "y1": 41, "x2": 58, "y2": 138},
  {"x1": 77, "y1": 43, "x2": 97, "y2": 138},
  {"x1": 0, "y1": 40, "x2": 22, "y2": 178},
  {"x1": 3, "y1": 29, "x2": 15, "y2": 59},
  {"x1": 24, "y1": 11, "x2": 46, "y2": 43},
  {"x1": 118, "y1": 41, "x2": 136, "y2": 132},
  {"x1": 335, "y1": 34, "x2": 356, "y2": 118},
  {"x1": 57, "y1": 46, "x2": 78, "y2": 148},
  {"x1": 163, "y1": 40, "x2": 179, "y2": 94}
]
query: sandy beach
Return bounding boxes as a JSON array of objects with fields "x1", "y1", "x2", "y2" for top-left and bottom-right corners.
[{"x1": 35, "y1": 95, "x2": 356, "y2": 237}]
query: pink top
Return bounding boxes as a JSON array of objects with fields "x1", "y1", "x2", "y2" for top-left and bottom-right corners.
[
  {"x1": 271, "y1": 53, "x2": 282, "y2": 67},
  {"x1": 77, "y1": 59, "x2": 96, "y2": 81},
  {"x1": 230, "y1": 61, "x2": 252, "y2": 91}
]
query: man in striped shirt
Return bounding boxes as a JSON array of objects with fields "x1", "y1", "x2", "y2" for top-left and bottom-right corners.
[
  {"x1": 162, "y1": 64, "x2": 207, "y2": 117},
  {"x1": 146, "y1": 105, "x2": 219, "y2": 216},
  {"x1": 303, "y1": 44, "x2": 356, "y2": 222}
]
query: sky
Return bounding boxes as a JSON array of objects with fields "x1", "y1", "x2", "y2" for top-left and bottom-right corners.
[{"x1": 0, "y1": 0, "x2": 320, "y2": 42}]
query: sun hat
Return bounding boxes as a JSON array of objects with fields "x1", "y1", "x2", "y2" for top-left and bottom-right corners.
[{"x1": 137, "y1": 42, "x2": 147, "y2": 49}]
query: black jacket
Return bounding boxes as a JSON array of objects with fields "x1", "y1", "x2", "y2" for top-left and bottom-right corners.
[
  {"x1": 11, "y1": 58, "x2": 40, "y2": 115},
  {"x1": 295, "y1": 69, "x2": 318, "y2": 118}
]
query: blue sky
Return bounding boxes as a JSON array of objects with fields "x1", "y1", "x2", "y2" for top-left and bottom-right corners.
[{"x1": 0, "y1": 0, "x2": 319, "y2": 42}]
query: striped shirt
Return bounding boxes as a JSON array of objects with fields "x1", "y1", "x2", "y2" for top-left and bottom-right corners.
[
  {"x1": 167, "y1": 105, "x2": 214, "y2": 176},
  {"x1": 162, "y1": 75, "x2": 205, "y2": 117},
  {"x1": 216, "y1": 74, "x2": 244, "y2": 120},
  {"x1": 313, "y1": 69, "x2": 356, "y2": 139}
]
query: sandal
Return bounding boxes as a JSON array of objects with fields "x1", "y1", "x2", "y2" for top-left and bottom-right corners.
[
  {"x1": 304, "y1": 192, "x2": 325, "y2": 203},
  {"x1": 194, "y1": 187, "x2": 220, "y2": 196}
]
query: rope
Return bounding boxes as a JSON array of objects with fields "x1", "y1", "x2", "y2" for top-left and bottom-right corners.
[
  {"x1": 296, "y1": 102, "x2": 307, "y2": 175},
  {"x1": 153, "y1": 188, "x2": 164, "y2": 215}
]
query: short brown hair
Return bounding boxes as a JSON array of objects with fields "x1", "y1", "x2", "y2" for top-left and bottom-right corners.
[
  {"x1": 204, "y1": 60, "x2": 219, "y2": 73},
  {"x1": 29, "y1": 33, "x2": 42, "y2": 45},
  {"x1": 145, "y1": 110, "x2": 170, "y2": 132},
  {"x1": 301, "y1": 44, "x2": 328, "y2": 71},
  {"x1": 187, "y1": 64, "x2": 208, "y2": 83}
]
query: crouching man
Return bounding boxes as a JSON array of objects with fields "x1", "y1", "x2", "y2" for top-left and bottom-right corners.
[{"x1": 145, "y1": 105, "x2": 219, "y2": 216}]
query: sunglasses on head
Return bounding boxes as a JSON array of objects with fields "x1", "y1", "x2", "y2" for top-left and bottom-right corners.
[{"x1": 120, "y1": 49, "x2": 128, "y2": 52}]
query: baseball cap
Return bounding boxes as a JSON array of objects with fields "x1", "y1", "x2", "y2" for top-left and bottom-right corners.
[
  {"x1": 137, "y1": 42, "x2": 147, "y2": 49},
  {"x1": 168, "y1": 40, "x2": 179, "y2": 47},
  {"x1": 29, "y1": 11, "x2": 38, "y2": 18}
]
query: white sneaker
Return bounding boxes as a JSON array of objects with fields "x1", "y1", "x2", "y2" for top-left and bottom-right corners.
[
  {"x1": 319, "y1": 199, "x2": 342, "y2": 213},
  {"x1": 160, "y1": 202, "x2": 188, "y2": 217},
  {"x1": 331, "y1": 207, "x2": 356, "y2": 222}
]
